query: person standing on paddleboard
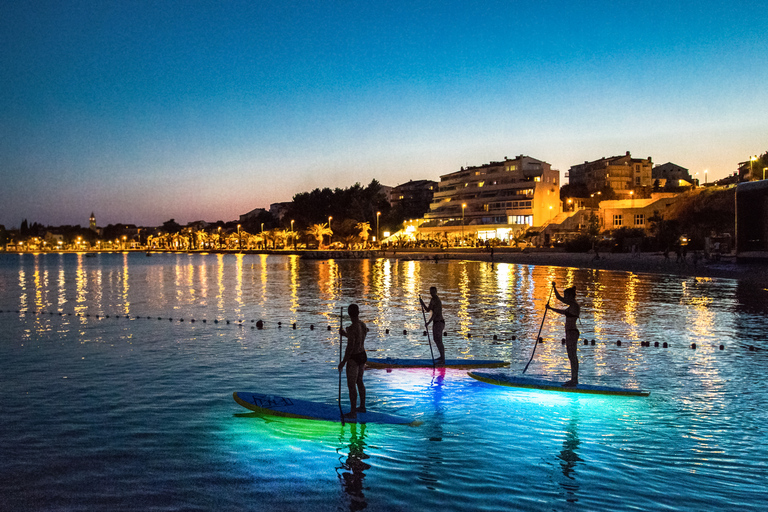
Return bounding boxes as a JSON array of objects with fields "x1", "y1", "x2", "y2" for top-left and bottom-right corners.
[
  {"x1": 338, "y1": 304, "x2": 369, "y2": 419},
  {"x1": 546, "y1": 283, "x2": 581, "y2": 387},
  {"x1": 420, "y1": 286, "x2": 446, "y2": 364}
]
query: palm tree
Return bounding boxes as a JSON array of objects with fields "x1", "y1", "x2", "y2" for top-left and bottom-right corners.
[
  {"x1": 355, "y1": 222, "x2": 371, "y2": 247},
  {"x1": 307, "y1": 223, "x2": 332, "y2": 248}
]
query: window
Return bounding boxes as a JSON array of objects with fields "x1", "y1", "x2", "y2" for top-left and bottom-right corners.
[
  {"x1": 635, "y1": 177, "x2": 641, "y2": 185},
  {"x1": 613, "y1": 214, "x2": 623, "y2": 227},
  {"x1": 635, "y1": 214, "x2": 645, "y2": 226}
]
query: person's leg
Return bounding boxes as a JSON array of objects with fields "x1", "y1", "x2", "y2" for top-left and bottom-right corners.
[
  {"x1": 346, "y1": 362, "x2": 360, "y2": 416},
  {"x1": 356, "y1": 366, "x2": 366, "y2": 412},
  {"x1": 433, "y1": 321, "x2": 445, "y2": 362},
  {"x1": 565, "y1": 340, "x2": 579, "y2": 385}
]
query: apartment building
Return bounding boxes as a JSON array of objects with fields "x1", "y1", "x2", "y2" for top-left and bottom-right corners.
[
  {"x1": 568, "y1": 151, "x2": 653, "y2": 193},
  {"x1": 419, "y1": 155, "x2": 561, "y2": 242}
]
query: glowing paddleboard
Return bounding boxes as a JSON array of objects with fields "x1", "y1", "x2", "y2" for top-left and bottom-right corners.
[
  {"x1": 468, "y1": 372, "x2": 650, "y2": 397},
  {"x1": 366, "y1": 358, "x2": 509, "y2": 369},
  {"x1": 233, "y1": 392, "x2": 421, "y2": 425}
]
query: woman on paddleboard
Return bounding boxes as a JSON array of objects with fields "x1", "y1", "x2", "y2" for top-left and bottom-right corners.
[
  {"x1": 338, "y1": 304, "x2": 369, "y2": 419},
  {"x1": 420, "y1": 286, "x2": 446, "y2": 364},
  {"x1": 546, "y1": 283, "x2": 581, "y2": 387}
]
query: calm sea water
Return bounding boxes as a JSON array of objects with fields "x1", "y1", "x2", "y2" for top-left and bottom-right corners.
[{"x1": 1, "y1": 252, "x2": 766, "y2": 511}]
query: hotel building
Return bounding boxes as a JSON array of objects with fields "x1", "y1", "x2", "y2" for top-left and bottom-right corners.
[
  {"x1": 568, "y1": 151, "x2": 653, "y2": 193},
  {"x1": 417, "y1": 155, "x2": 561, "y2": 242}
]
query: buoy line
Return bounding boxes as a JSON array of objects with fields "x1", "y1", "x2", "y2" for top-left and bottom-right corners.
[{"x1": 0, "y1": 308, "x2": 757, "y2": 352}]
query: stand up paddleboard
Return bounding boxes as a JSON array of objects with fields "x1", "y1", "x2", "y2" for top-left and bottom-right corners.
[
  {"x1": 367, "y1": 358, "x2": 509, "y2": 369},
  {"x1": 468, "y1": 372, "x2": 649, "y2": 397},
  {"x1": 233, "y1": 392, "x2": 421, "y2": 425}
]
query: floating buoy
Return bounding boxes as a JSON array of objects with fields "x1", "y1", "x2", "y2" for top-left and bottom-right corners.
[
  {"x1": 327, "y1": 325, "x2": 331, "y2": 331},
  {"x1": 293, "y1": 323, "x2": 296, "y2": 330},
  {"x1": 203, "y1": 319, "x2": 206, "y2": 323},
  {"x1": 749, "y1": 345, "x2": 755, "y2": 351},
  {"x1": 214, "y1": 319, "x2": 219, "y2": 324},
  {"x1": 385, "y1": 329, "x2": 389, "y2": 334},
  {"x1": 719, "y1": 345, "x2": 724, "y2": 350},
  {"x1": 278, "y1": 322, "x2": 282, "y2": 327},
  {"x1": 591, "y1": 340, "x2": 595, "y2": 345},
  {"x1": 617, "y1": 340, "x2": 622, "y2": 346},
  {"x1": 691, "y1": 343, "x2": 696, "y2": 349},
  {"x1": 191, "y1": 319, "x2": 195, "y2": 323},
  {"x1": 467, "y1": 333, "x2": 472, "y2": 338},
  {"x1": 511, "y1": 336, "x2": 516, "y2": 341},
  {"x1": 538, "y1": 337, "x2": 544, "y2": 344},
  {"x1": 256, "y1": 320, "x2": 263, "y2": 330},
  {"x1": 310, "y1": 324, "x2": 314, "y2": 330},
  {"x1": 582, "y1": 340, "x2": 587, "y2": 345},
  {"x1": 180, "y1": 318, "x2": 184, "y2": 322},
  {"x1": 423, "y1": 331, "x2": 428, "y2": 336},
  {"x1": 663, "y1": 342, "x2": 668, "y2": 348},
  {"x1": 562, "y1": 338, "x2": 566, "y2": 343},
  {"x1": 654, "y1": 341, "x2": 659, "y2": 347},
  {"x1": 170, "y1": 318, "x2": 173, "y2": 322},
  {"x1": 403, "y1": 330, "x2": 407, "y2": 335}
]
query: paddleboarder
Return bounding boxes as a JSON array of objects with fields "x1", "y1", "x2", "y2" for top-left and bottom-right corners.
[
  {"x1": 420, "y1": 286, "x2": 446, "y2": 364},
  {"x1": 546, "y1": 283, "x2": 581, "y2": 387},
  {"x1": 338, "y1": 303, "x2": 369, "y2": 419}
]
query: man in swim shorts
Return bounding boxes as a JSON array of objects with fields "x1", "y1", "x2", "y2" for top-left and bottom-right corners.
[
  {"x1": 338, "y1": 303, "x2": 369, "y2": 419},
  {"x1": 546, "y1": 283, "x2": 581, "y2": 387},
  {"x1": 420, "y1": 286, "x2": 446, "y2": 364}
]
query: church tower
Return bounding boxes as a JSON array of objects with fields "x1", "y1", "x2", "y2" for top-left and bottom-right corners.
[{"x1": 90, "y1": 212, "x2": 96, "y2": 232}]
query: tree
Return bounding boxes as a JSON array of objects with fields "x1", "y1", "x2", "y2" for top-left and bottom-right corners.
[
  {"x1": 306, "y1": 223, "x2": 332, "y2": 248},
  {"x1": 356, "y1": 222, "x2": 371, "y2": 247}
]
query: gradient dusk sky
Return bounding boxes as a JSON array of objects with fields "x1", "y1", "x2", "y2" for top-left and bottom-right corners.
[{"x1": 1, "y1": 1, "x2": 766, "y2": 228}]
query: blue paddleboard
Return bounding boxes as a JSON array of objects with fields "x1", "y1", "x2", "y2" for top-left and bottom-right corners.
[
  {"x1": 366, "y1": 357, "x2": 509, "y2": 369},
  {"x1": 233, "y1": 392, "x2": 421, "y2": 425},
  {"x1": 468, "y1": 372, "x2": 649, "y2": 397}
]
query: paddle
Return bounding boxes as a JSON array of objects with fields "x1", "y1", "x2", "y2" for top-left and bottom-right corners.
[
  {"x1": 338, "y1": 306, "x2": 345, "y2": 426},
  {"x1": 523, "y1": 284, "x2": 554, "y2": 374},
  {"x1": 419, "y1": 295, "x2": 436, "y2": 368}
]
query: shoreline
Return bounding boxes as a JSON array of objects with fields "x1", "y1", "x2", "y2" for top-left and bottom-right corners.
[{"x1": 388, "y1": 248, "x2": 768, "y2": 283}]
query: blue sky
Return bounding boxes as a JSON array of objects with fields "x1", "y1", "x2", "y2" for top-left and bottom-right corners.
[{"x1": 1, "y1": 0, "x2": 766, "y2": 228}]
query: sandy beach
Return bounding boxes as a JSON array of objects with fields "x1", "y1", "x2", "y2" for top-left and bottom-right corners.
[{"x1": 386, "y1": 247, "x2": 768, "y2": 283}]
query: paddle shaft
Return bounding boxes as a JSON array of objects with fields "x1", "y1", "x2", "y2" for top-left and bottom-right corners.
[
  {"x1": 523, "y1": 286, "x2": 554, "y2": 373},
  {"x1": 338, "y1": 307, "x2": 345, "y2": 426},
  {"x1": 419, "y1": 295, "x2": 436, "y2": 368}
]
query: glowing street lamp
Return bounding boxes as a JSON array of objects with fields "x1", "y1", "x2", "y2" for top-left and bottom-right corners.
[
  {"x1": 328, "y1": 216, "x2": 333, "y2": 246},
  {"x1": 291, "y1": 219, "x2": 295, "y2": 249},
  {"x1": 376, "y1": 211, "x2": 381, "y2": 247},
  {"x1": 237, "y1": 224, "x2": 242, "y2": 250},
  {"x1": 704, "y1": 169, "x2": 708, "y2": 184},
  {"x1": 750, "y1": 155, "x2": 758, "y2": 179},
  {"x1": 461, "y1": 203, "x2": 467, "y2": 244}
]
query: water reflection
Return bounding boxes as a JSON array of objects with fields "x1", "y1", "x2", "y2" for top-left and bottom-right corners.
[{"x1": 336, "y1": 423, "x2": 370, "y2": 511}]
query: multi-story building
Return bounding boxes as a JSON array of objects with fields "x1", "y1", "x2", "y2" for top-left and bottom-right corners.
[
  {"x1": 418, "y1": 155, "x2": 561, "y2": 242},
  {"x1": 652, "y1": 162, "x2": 694, "y2": 188},
  {"x1": 568, "y1": 151, "x2": 653, "y2": 193},
  {"x1": 389, "y1": 179, "x2": 437, "y2": 213}
]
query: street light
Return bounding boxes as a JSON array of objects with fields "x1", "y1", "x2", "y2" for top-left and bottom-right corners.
[
  {"x1": 237, "y1": 224, "x2": 241, "y2": 250},
  {"x1": 376, "y1": 211, "x2": 381, "y2": 247},
  {"x1": 704, "y1": 169, "x2": 708, "y2": 184},
  {"x1": 750, "y1": 156, "x2": 758, "y2": 179},
  {"x1": 328, "y1": 216, "x2": 333, "y2": 247},
  {"x1": 291, "y1": 219, "x2": 295, "y2": 249}
]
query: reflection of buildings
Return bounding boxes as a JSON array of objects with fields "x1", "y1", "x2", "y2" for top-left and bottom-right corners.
[
  {"x1": 568, "y1": 152, "x2": 652, "y2": 193},
  {"x1": 418, "y1": 155, "x2": 561, "y2": 243}
]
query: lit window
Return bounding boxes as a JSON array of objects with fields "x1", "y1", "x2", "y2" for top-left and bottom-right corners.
[
  {"x1": 613, "y1": 214, "x2": 623, "y2": 227},
  {"x1": 635, "y1": 214, "x2": 644, "y2": 226}
]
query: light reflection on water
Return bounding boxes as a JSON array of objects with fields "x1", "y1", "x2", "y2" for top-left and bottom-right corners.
[{"x1": 1, "y1": 252, "x2": 767, "y2": 511}]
